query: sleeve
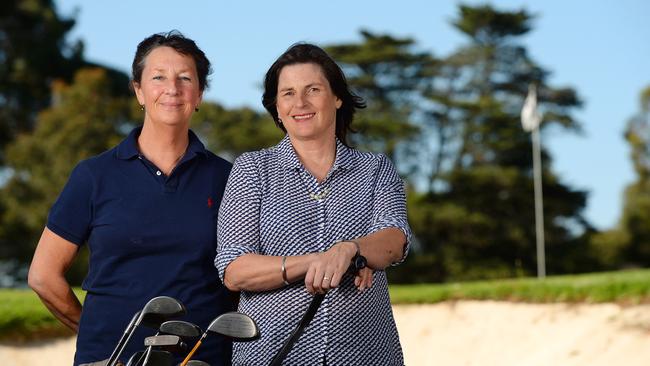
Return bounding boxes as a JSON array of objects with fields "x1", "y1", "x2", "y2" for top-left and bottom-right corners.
[
  {"x1": 215, "y1": 153, "x2": 262, "y2": 281},
  {"x1": 368, "y1": 154, "x2": 412, "y2": 265},
  {"x1": 46, "y1": 161, "x2": 94, "y2": 246}
]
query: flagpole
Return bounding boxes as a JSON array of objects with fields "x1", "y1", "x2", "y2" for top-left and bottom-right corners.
[
  {"x1": 531, "y1": 125, "x2": 546, "y2": 279},
  {"x1": 521, "y1": 84, "x2": 546, "y2": 279}
]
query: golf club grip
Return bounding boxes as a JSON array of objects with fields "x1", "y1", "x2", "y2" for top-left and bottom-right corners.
[
  {"x1": 180, "y1": 337, "x2": 204, "y2": 366},
  {"x1": 269, "y1": 293, "x2": 325, "y2": 366}
]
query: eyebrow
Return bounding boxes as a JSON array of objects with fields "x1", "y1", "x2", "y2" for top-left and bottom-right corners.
[
  {"x1": 151, "y1": 68, "x2": 192, "y2": 73},
  {"x1": 278, "y1": 82, "x2": 325, "y2": 92}
]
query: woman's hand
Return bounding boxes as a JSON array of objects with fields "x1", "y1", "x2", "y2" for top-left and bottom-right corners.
[
  {"x1": 354, "y1": 267, "x2": 374, "y2": 291},
  {"x1": 304, "y1": 242, "x2": 357, "y2": 294}
]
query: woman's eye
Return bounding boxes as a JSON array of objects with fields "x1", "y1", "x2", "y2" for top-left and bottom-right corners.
[
  {"x1": 180, "y1": 76, "x2": 192, "y2": 82},
  {"x1": 153, "y1": 75, "x2": 163, "y2": 80},
  {"x1": 309, "y1": 87, "x2": 319, "y2": 93}
]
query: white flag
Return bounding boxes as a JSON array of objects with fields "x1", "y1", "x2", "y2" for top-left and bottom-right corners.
[{"x1": 521, "y1": 84, "x2": 542, "y2": 132}]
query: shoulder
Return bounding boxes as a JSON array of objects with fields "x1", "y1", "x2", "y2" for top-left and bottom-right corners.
[
  {"x1": 348, "y1": 148, "x2": 395, "y2": 171},
  {"x1": 69, "y1": 146, "x2": 120, "y2": 181},
  {"x1": 346, "y1": 148, "x2": 403, "y2": 186},
  {"x1": 202, "y1": 150, "x2": 233, "y2": 172},
  {"x1": 232, "y1": 145, "x2": 279, "y2": 172}
]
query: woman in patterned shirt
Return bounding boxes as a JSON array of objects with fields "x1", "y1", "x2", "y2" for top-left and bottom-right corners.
[{"x1": 216, "y1": 43, "x2": 411, "y2": 365}]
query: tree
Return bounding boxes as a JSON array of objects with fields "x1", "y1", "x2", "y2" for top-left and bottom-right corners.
[
  {"x1": 616, "y1": 85, "x2": 650, "y2": 266},
  {"x1": 325, "y1": 31, "x2": 426, "y2": 163},
  {"x1": 191, "y1": 102, "x2": 284, "y2": 160},
  {"x1": 380, "y1": 5, "x2": 594, "y2": 282},
  {"x1": 418, "y1": 5, "x2": 592, "y2": 280},
  {"x1": 0, "y1": 68, "x2": 133, "y2": 280},
  {"x1": 0, "y1": 0, "x2": 129, "y2": 161},
  {"x1": 0, "y1": 0, "x2": 84, "y2": 155}
]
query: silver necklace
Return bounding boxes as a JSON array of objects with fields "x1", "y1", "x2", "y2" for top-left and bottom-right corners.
[
  {"x1": 309, "y1": 188, "x2": 330, "y2": 201},
  {"x1": 299, "y1": 169, "x2": 331, "y2": 201}
]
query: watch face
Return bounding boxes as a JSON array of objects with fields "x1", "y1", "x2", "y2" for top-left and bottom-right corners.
[{"x1": 353, "y1": 255, "x2": 367, "y2": 270}]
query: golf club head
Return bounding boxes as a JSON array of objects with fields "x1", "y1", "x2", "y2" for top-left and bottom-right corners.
[
  {"x1": 206, "y1": 312, "x2": 260, "y2": 341},
  {"x1": 139, "y1": 296, "x2": 187, "y2": 328},
  {"x1": 144, "y1": 335, "x2": 182, "y2": 347},
  {"x1": 159, "y1": 320, "x2": 202, "y2": 339},
  {"x1": 126, "y1": 349, "x2": 174, "y2": 366},
  {"x1": 179, "y1": 361, "x2": 210, "y2": 366},
  {"x1": 144, "y1": 334, "x2": 188, "y2": 354}
]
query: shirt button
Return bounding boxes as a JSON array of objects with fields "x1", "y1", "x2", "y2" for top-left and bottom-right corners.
[{"x1": 156, "y1": 170, "x2": 162, "y2": 176}]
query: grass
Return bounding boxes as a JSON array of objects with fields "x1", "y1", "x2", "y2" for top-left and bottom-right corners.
[
  {"x1": 0, "y1": 288, "x2": 83, "y2": 343},
  {"x1": 1, "y1": 269, "x2": 649, "y2": 342},
  {"x1": 389, "y1": 269, "x2": 650, "y2": 305}
]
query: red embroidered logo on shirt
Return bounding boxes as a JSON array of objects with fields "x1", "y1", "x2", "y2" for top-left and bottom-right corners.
[{"x1": 207, "y1": 197, "x2": 214, "y2": 208}]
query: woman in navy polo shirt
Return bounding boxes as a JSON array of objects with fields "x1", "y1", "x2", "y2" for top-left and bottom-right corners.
[
  {"x1": 28, "y1": 31, "x2": 235, "y2": 366},
  {"x1": 216, "y1": 44, "x2": 411, "y2": 365}
]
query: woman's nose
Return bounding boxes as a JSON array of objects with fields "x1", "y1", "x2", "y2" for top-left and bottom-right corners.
[
  {"x1": 164, "y1": 79, "x2": 180, "y2": 95},
  {"x1": 295, "y1": 93, "x2": 307, "y2": 107}
]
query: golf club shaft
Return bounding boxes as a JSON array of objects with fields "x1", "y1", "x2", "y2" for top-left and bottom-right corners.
[
  {"x1": 179, "y1": 335, "x2": 205, "y2": 366},
  {"x1": 269, "y1": 293, "x2": 325, "y2": 366},
  {"x1": 107, "y1": 312, "x2": 141, "y2": 366}
]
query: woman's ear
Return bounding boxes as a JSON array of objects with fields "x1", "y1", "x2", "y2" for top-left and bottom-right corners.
[{"x1": 133, "y1": 81, "x2": 145, "y2": 106}]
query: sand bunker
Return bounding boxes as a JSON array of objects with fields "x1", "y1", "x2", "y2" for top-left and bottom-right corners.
[{"x1": 2, "y1": 301, "x2": 649, "y2": 365}]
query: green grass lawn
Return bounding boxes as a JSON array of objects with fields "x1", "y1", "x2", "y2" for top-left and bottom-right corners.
[
  {"x1": 389, "y1": 269, "x2": 650, "y2": 304},
  {"x1": 2, "y1": 269, "x2": 649, "y2": 342},
  {"x1": 0, "y1": 288, "x2": 84, "y2": 342}
]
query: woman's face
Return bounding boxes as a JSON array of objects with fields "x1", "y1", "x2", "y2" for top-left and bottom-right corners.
[
  {"x1": 133, "y1": 46, "x2": 202, "y2": 128},
  {"x1": 276, "y1": 63, "x2": 342, "y2": 142}
]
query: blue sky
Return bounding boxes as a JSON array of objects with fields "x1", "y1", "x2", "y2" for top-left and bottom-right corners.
[{"x1": 54, "y1": 0, "x2": 650, "y2": 230}]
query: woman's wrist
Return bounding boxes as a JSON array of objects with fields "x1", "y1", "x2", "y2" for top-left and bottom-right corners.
[{"x1": 334, "y1": 240, "x2": 358, "y2": 259}]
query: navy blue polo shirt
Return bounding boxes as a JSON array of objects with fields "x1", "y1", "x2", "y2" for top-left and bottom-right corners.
[{"x1": 47, "y1": 127, "x2": 234, "y2": 365}]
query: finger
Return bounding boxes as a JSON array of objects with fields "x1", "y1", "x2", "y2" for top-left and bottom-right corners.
[
  {"x1": 358, "y1": 268, "x2": 372, "y2": 291},
  {"x1": 354, "y1": 273, "x2": 362, "y2": 288},
  {"x1": 312, "y1": 266, "x2": 326, "y2": 294},
  {"x1": 322, "y1": 274, "x2": 333, "y2": 291},
  {"x1": 329, "y1": 270, "x2": 343, "y2": 288},
  {"x1": 363, "y1": 269, "x2": 373, "y2": 289},
  {"x1": 304, "y1": 266, "x2": 316, "y2": 294}
]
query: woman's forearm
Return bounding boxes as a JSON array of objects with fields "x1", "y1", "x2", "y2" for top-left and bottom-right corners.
[
  {"x1": 29, "y1": 275, "x2": 82, "y2": 332},
  {"x1": 28, "y1": 227, "x2": 82, "y2": 332},
  {"x1": 353, "y1": 227, "x2": 407, "y2": 270},
  {"x1": 223, "y1": 228, "x2": 406, "y2": 292},
  {"x1": 223, "y1": 252, "x2": 317, "y2": 292}
]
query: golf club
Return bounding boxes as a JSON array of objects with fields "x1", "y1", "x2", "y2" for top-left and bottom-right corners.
[
  {"x1": 268, "y1": 293, "x2": 324, "y2": 366},
  {"x1": 125, "y1": 349, "x2": 174, "y2": 366},
  {"x1": 138, "y1": 320, "x2": 202, "y2": 366},
  {"x1": 181, "y1": 361, "x2": 210, "y2": 366},
  {"x1": 268, "y1": 262, "x2": 364, "y2": 365},
  {"x1": 159, "y1": 320, "x2": 202, "y2": 339},
  {"x1": 106, "y1": 296, "x2": 186, "y2": 366},
  {"x1": 179, "y1": 312, "x2": 260, "y2": 366},
  {"x1": 144, "y1": 334, "x2": 185, "y2": 349}
]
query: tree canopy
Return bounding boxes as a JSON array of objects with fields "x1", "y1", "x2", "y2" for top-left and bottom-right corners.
[{"x1": 2, "y1": 3, "x2": 634, "y2": 285}]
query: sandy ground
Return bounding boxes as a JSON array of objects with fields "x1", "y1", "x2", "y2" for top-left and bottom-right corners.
[{"x1": 2, "y1": 301, "x2": 649, "y2": 366}]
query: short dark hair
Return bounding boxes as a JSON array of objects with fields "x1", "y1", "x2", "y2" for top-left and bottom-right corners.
[
  {"x1": 262, "y1": 43, "x2": 366, "y2": 146},
  {"x1": 131, "y1": 30, "x2": 211, "y2": 91}
]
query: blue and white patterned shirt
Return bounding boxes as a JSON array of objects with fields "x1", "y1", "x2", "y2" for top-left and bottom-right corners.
[{"x1": 216, "y1": 136, "x2": 411, "y2": 366}]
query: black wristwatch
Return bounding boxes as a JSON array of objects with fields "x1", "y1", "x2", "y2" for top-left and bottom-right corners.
[{"x1": 349, "y1": 240, "x2": 367, "y2": 272}]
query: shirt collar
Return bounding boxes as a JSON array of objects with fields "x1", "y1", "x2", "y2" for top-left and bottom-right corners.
[
  {"x1": 276, "y1": 135, "x2": 355, "y2": 171},
  {"x1": 116, "y1": 126, "x2": 208, "y2": 160}
]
